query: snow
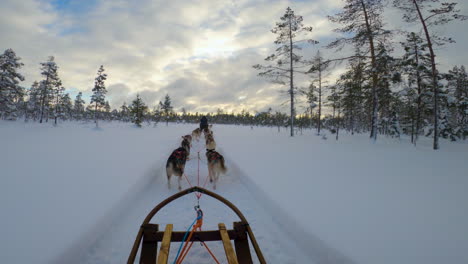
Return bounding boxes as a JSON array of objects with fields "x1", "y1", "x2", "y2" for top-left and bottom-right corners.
[{"x1": 1, "y1": 120, "x2": 467, "y2": 264}]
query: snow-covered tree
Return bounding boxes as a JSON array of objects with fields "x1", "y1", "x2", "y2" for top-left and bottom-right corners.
[
  {"x1": 253, "y1": 7, "x2": 317, "y2": 137},
  {"x1": 152, "y1": 104, "x2": 162, "y2": 126},
  {"x1": 400, "y1": 32, "x2": 433, "y2": 145},
  {"x1": 393, "y1": 0, "x2": 467, "y2": 149},
  {"x1": 129, "y1": 94, "x2": 148, "y2": 127},
  {"x1": 90, "y1": 65, "x2": 107, "y2": 127},
  {"x1": 120, "y1": 102, "x2": 130, "y2": 122},
  {"x1": 447, "y1": 65, "x2": 468, "y2": 139},
  {"x1": 307, "y1": 50, "x2": 330, "y2": 135},
  {"x1": 159, "y1": 94, "x2": 173, "y2": 126},
  {"x1": 26, "y1": 81, "x2": 41, "y2": 121},
  {"x1": 73, "y1": 92, "x2": 85, "y2": 120},
  {"x1": 303, "y1": 83, "x2": 318, "y2": 129},
  {"x1": 59, "y1": 93, "x2": 73, "y2": 121},
  {"x1": 328, "y1": 0, "x2": 391, "y2": 141},
  {"x1": 0, "y1": 48, "x2": 25, "y2": 120},
  {"x1": 38, "y1": 56, "x2": 61, "y2": 123},
  {"x1": 52, "y1": 85, "x2": 65, "y2": 125}
]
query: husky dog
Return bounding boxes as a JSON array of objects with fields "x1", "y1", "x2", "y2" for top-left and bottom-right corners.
[
  {"x1": 205, "y1": 135, "x2": 216, "y2": 150},
  {"x1": 182, "y1": 134, "x2": 192, "y2": 143},
  {"x1": 166, "y1": 143, "x2": 190, "y2": 190},
  {"x1": 192, "y1": 128, "x2": 201, "y2": 141},
  {"x1": 203, "y1": 127, "x2": 211, "y2": 136},
  {"x1": 181, "y1": 137, "x2": 191, "y2": 157},
  {"x1": 205, "y1": 149, "x2": 226, "y2": 190},
  {"x1": 204, "y1": 129, "x2": 214, "y2": 140}
]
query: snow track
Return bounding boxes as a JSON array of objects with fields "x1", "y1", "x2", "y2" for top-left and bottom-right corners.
[{"x1": 52, "y1": 139, "x2": 353, "y2": 264}]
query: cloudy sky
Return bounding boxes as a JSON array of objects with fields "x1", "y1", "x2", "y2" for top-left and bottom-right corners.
[{"x1": 1, "y1": 0, "x2": 466, "y2": 114}]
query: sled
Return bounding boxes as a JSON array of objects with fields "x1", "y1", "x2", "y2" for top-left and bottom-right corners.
[{"x1": 127, "y1": 186, "x2": 266, "y2": 264}]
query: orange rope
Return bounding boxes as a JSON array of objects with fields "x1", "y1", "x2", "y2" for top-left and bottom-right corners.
[
  {"x1": 175, "y1": 214, "x2": 221, "y2": 264},
  {"x1": 176, "y1": 218, "x2": 202, "y2": 264},
  {"x1": 200, "y1": 241, "x2": 221, "y2": 264}
]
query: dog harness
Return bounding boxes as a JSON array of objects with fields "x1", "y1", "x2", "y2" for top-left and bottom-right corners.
[
  {"x1": 206, "y1": 149, "x2": 223, "y2": 163},
  {"x1": 171, "y1": 147, "x2": 187, "y2": 164}
]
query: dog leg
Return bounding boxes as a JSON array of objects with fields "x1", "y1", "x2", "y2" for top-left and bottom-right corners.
[
  {"x1": 166, "y1": 165, "x2": 172, "y2": 189},
  {"x1": 209, "y1": 166, "x2": 213, "y2": 183},
  {"x1": 178, "y1": 175, "x2": 182, "y2": 191}
]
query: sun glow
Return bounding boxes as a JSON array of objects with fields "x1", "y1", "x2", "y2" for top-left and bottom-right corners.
[{"x1": 192, "y1": 32, "x2": 239, "y2": 58}]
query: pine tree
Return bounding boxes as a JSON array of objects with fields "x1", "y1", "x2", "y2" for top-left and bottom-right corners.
[
  {"x1": 152, "y1": 105, "x2": 162, "y2": 126},
  {"x1": 388, "y1": 111, "x2": 402, "y2": 138},
  {"x1": 73, "y1": 92, "x2": 85, "y2": 120},
  {"x1": 26, "y1": 81, "x2": 41, "y2": 121},
  {"x1": 59, "y1": 93, "x2": 73, "y2": 121},
  {"x1": 447, "y1": 66, "x2": 468, "y2": 139},
  {"x1": 393, "y1": 0, "x2": 467, "y2": 149},
  {"x1": 328, "y1": 0, "x2": 390, "y2": 141},
  {"x1": 337, "y1": 57, "x2": 367, "y2": 135},
  {"x1": 0, "y1": 48, "x2": 25, "y2": 120},
  {"x1": 120, "y1": 102, "x2": 130, "y2": 122},
  {"x1": 129, "y1": 94, "x2": 148, "y2": 127},
  {"x1": 38, "y1": 56, "x2": 61, "y2": 123},
  {"x1": 104, "y1": 101, "x2": 111, "y2": 114},
  {"x1": 90, "y1": 65, "x2": 107, "y2": 127},
  {"x1": 400, "y1": 32, "x2": 433, "y2": 145},
  {"x1": 253, "y1": 7, "x2": 317, "y2": 137},
  {"x1": 303, "y1": 82, "x2": 318, "y2": 130},
  {"x1": 53, "y1": 84, "x2": 65, "y2": 125},
  {"x1": 159, "y1": 94, "x2": 173, "y2": 126},
  {"x1": 307, "y1": 50, "x2": 330, "y2": 135}
]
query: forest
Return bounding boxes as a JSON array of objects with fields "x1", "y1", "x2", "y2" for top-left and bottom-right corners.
[{"x1": 1, "y1": 0, "x2": 466, "y2": 150}]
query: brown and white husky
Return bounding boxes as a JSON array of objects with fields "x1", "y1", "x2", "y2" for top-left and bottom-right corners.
[
  {"x1": 205, "y1": 136, "x2": 216, "y2": 150},
  {"x1": 192, "y1": 128, "x2": 201, "y2": 141},
  {"x1": 205, "y1": 149, "x2": 226, "y2": 190},
  {"x1": 166, "y1": 143, "x2": 190, "y2": 190}
]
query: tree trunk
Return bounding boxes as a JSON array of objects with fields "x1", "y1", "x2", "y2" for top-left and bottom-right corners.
[
  {"x1": 318, "y1": 58, "x2": 322, "y2": 135},
  {"x1": 39, "y1": 75, "x2": 49, "y2": 124},
  {"x1": 413, "y1": 0, "x2": 439, "y2": 149},
  {"x1": 289, "y1": 15, "x2": 294, "y2": 137},
  {"x1": 336, "y1": 105, "x2": 341, "y2": 141},
  {"x1": 360, "y1": 0, "x2": 379, "y2": 142},
  {"x1": 94, "y1": 102, "x2": 98, "y2": 128},
  {"x1": 54, "y1": 88, "x2": 59, "y2": 125}
]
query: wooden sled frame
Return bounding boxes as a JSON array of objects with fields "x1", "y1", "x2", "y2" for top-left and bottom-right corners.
[{"x1": 127, "y1": 186, "x2": 266, "y2": 264}]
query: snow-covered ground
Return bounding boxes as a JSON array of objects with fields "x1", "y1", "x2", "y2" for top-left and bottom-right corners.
[{"x1": 1, "y1": 121, "x2": 467, "y2": 264}]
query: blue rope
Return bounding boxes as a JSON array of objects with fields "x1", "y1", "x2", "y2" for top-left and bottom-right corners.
[{"x1": 172, "y1": 214, "x2": 202, "y2": 264}]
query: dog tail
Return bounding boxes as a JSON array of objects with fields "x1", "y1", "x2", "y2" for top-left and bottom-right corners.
[{"x1": 219, "y1": 156, "x2": 227, "y2": 174}]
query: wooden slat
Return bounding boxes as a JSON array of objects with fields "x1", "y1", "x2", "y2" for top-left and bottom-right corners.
[
  {"x1": 141, "y1": 224, "x2": 237, "y2": 242},
  {"x1": 219, "y1": 223, "x2": 239, "y2": 264},
  {"x1": 233, "y1": 222, "x2": 253, "y2": 264},
  {"x1": 157, "y1": 224, "x2": 173, "y2": 264},
  {"x1": 140, "y1": 224, "x2": 158, "y2": 264}
]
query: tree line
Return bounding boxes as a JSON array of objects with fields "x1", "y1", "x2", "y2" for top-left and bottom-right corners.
[
  {"x1": 1, "y1": 0, "x2": 466, "y2": 149},
  {"x1": 254, "y1": 1, "x2": 467, "y2": 148}
]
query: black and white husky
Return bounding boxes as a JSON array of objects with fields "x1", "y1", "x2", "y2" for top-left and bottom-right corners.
[{"x1": 166, "y1": 141, "x2": 190, "y2": 190}]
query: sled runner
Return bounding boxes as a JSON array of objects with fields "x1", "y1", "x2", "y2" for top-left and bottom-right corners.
[{"x1": 127, "y1": 186, "x2": 266, "y2": 264}]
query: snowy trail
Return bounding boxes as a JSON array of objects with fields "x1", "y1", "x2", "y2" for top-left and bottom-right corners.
[{"x1": 52, "y1": 138, "x2": 352, "y2": 264}]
